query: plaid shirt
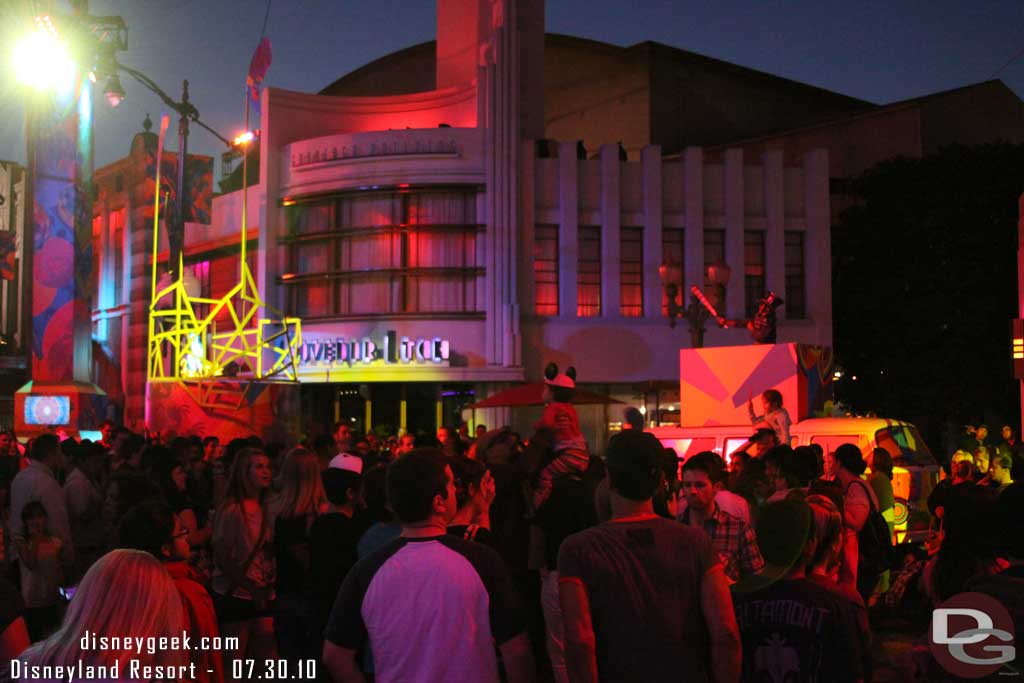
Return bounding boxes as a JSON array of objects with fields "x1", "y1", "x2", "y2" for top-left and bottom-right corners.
[{"x1": 681, "y1": 503, "x2": 764, "y2": 582}]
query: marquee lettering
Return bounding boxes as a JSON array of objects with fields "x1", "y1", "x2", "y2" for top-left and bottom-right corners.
[{"x1": 299, "y1": 330, "x2": 450, "y2": 368}]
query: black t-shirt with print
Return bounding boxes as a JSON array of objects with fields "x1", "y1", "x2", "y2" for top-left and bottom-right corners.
[{"x1": 732, "y1": 577, "x2": 866, "y2": 683}]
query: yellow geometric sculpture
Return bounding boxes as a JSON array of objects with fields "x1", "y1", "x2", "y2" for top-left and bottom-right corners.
[{"x1": 146, "y1": 118, "x2": 301, "y2": 411}]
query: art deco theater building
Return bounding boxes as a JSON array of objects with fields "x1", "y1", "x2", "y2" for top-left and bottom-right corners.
[{"x1": 95, "y1": 0, "x2": 845, "y2": 446}]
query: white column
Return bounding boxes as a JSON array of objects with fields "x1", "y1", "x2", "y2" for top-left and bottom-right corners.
[
  {"x1": 724, "y1": 148, "x2": 744, "y2": 319},
  {"x1": 763, "y1": 149, "x2": 785, "y2": 301},
  {"x1": 481, "y1": 2, "x2": 518, "y2": 367},
  {"x1": 683, "y1": 147, "x2": 704, "y2": 296},
  {"x1": 642, "y1": 145, "x2": 663, "y2": 319},
  {"x1": 599, "y1": 144, "x2": 620, "y2": 317},
  {"x1": 803, "y1": 148, "x2": 831, "y2": 346},
  {"x1": 559, "y1": 141, "x2": 579, "y2": 318}
]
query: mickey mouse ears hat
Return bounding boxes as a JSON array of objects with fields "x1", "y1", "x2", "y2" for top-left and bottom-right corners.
[{"x1": 543, "y1": 362, "x2": 577, "y2": 389}]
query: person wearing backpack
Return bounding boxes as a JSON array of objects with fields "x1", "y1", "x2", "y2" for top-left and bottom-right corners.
[{"x1": 834, "y1": 444, "x2": 891, "y2": 601}]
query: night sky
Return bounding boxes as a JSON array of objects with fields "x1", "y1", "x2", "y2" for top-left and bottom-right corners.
[{"x1": 0, "y1": 0, "x2": 1022, "y2": 171}]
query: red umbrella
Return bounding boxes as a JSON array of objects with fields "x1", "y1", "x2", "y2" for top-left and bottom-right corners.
[{"x1": 467, "y1": 383, "x2": 623, "y2": 409}]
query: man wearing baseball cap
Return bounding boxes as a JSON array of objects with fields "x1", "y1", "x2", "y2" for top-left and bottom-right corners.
[{"x1": 557, "y1": 430, "x2": 741, "y2": 682}]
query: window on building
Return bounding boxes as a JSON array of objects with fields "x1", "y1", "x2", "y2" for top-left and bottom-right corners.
[
  {"x1": 703, "y1": 229, "x2": 726, "y2": 313},
  {"x1": 785, "y1": 231, "x2": 806, "y2": 319},
  {"x1": 620, "y1": 227, "x2": 643, "y2": 317},
  {"x1": 534, "y1": 224, "x2": 559, "y2": 316},
  {"x1": 744, "y1": 231, "x2": 765, "y2": 318},
  {"x1": 577, "y1": 226, "x2": 601, "y2": 317},
  {"x1": 662, "y1": 228, "x2": 684, "y2": 316},
  {"x1": 283, "y1": 188, "x2": 482, "y2": 318},
  {"x1": 110, "y1": 208, "x2": 125, "y2": 305},
  {"x1": 91, "y1": 214, "x2": 102, "y2": 305}
]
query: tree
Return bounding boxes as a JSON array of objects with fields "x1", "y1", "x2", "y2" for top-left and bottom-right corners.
[{"x1": 833, "y1": 142, "x2": 1024, "y2": 454}]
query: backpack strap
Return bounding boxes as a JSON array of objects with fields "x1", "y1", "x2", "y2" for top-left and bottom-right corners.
[{"x1": 845, "y1": 478, "x2": 878, "y2": 514}]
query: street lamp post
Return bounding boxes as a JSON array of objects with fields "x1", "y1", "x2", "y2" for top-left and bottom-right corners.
[
  {"x1": 659, "y1": 261, "x2": 732, "y2": 348},
  {"x1": 102, "y1": 65, "x2": 233, "y2": 276},
  {"x1": 10, "y1": 5, "x2": 234, "y2": 437},
  {"x1": 101, "y1": 63, "x2": 232, "y2": 278}
]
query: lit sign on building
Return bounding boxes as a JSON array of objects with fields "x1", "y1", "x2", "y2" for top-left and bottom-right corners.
[
  {"x1": 299, "y1": 331, "x2": 450, "y2": 367},
  {"x1": 292, "y1": 138, "x2": 460, "y2": 169}
]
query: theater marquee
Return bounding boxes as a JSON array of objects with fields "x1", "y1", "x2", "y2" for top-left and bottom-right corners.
[{"x1": 298, "y1": 330, "x2": 451, "y2": 368}]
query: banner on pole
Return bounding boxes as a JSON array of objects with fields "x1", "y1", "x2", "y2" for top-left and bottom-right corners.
[{"x1": 246, "y1": 37, "x2": 273, "y2": 133}]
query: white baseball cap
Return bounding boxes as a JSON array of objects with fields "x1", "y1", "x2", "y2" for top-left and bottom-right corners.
[{"x1": 328, "y1": 453, "x2": 363, "y2": 475}]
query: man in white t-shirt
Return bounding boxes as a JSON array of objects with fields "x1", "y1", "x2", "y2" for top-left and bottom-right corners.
[{"x1": 323, "y1": 449, "x2": 533, "y2": 683}]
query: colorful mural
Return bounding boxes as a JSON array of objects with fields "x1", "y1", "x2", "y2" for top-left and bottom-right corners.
[{"x1": 30, "y1": 91, "x2": 89, "y2": 383}]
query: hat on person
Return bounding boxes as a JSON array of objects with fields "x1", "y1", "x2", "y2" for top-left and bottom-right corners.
[
  {"x1": 749, "y1": 427, "x2": 777, "y2": 442},
  {"x1": 834, "y1": 443, "x2": 867, "y2": 475},
  {"x1": 543, "y1": 362, "x2": 576, "y2": 390},
  {"x1": 605, "y1": 429, "x2": 662, "y2": 472},
  {"x1": 329, "y1": 453, "x2": 363, "y2": 474},
  {"x1": 756, "y1": 498, "x2": 812, "y2": 570}
]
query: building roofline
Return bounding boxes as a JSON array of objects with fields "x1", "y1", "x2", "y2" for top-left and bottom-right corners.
[
  {"x1": 629, "y1": 39, "x2": 875, "y2": 109},
  {"x1": 320, "y1": 40, "x2": 437, "y2": 94},
  {"x1": 319, "y1": 32, "x2": 875, "y2": 110},
  {"x1": 698, "y1": 79, "x2": 1016, "y2": 153},
  {"x1": 882, "y1": 78, "x2": 1018, "y2": 108}
]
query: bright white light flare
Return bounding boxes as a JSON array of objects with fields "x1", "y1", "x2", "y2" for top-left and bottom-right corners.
[{"x1": 13, "y1": 27, "x2": 76, "y2": 92}]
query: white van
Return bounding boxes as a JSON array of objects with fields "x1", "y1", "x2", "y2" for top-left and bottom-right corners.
[{"x1": 651, "y1": 417, "x2": 941, "y2": 543}]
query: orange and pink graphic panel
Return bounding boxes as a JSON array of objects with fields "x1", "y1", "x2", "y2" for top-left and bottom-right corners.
[{"x1": 680, "y1": 343, "x2": 832, "y2": 426}]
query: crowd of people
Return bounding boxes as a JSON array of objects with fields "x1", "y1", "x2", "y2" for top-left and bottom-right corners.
[{"x1": 0, "y1": 398, "x2": 1020, "y2": 682}]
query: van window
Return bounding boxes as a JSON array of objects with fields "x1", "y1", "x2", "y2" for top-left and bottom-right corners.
[
  {"x1": 725, "y1": 438, "x2": 752, "y2": 459},
  {"x1": 874, "y1": 426, "x2": 936, "y2": 467},
  {"x1": 661, "y1": 437, "x2": 717, "y2": 461},
  {"x1": 810, "y1": 435, "x2": 860, "y2": 456}
]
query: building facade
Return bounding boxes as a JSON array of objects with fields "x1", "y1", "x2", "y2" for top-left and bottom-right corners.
[
  {"x1": 194, "y1": 0, "x2": 831, "y2": 446},
  {"x1": 91, "y1": 0, "x2": 839, "y2": 446}
]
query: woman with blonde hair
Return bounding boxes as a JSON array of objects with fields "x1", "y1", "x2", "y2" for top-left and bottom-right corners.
[
  {"x1": 16, "y1": 549, "x2": 188, "y2": 680},
  {"x1": 212, "y1": 447, "x2": 277, "y2": 678},
  {"x1": 267, "y1": 447, "x2": 326, "y2": 665}
]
